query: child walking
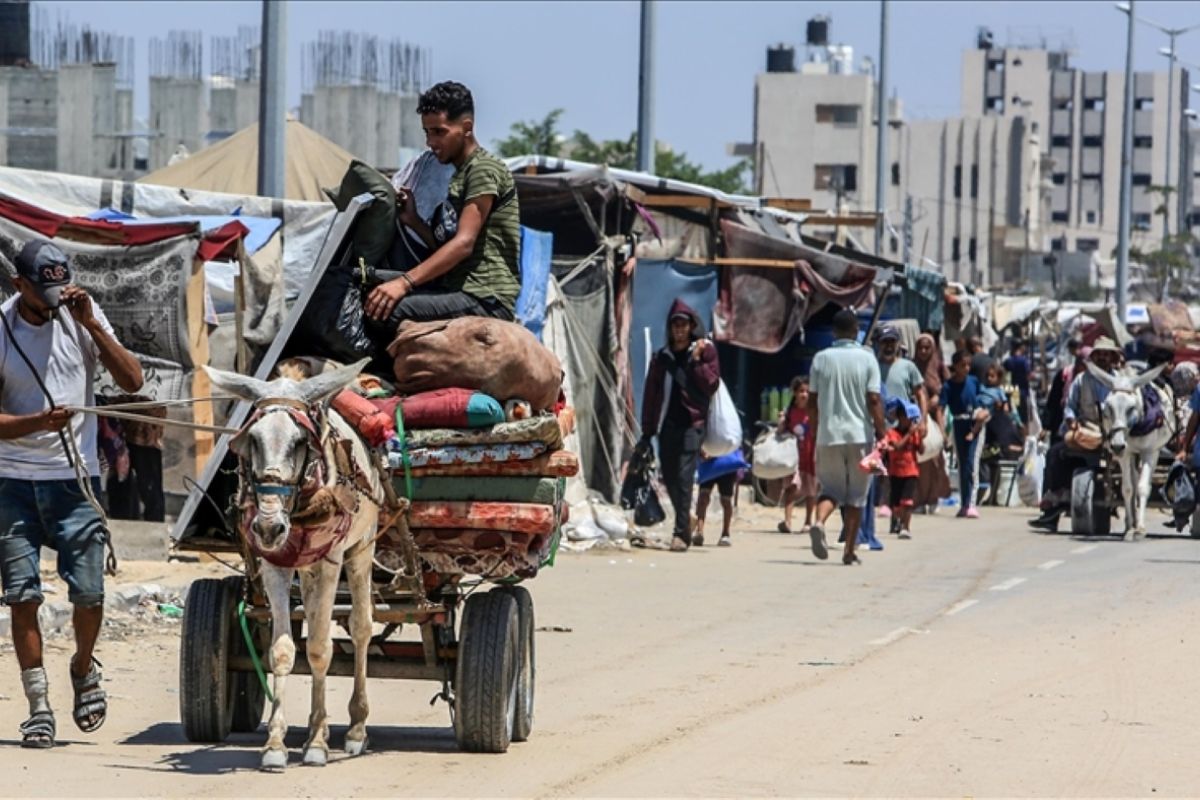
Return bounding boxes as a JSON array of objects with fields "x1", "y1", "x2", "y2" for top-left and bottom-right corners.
[
  {"x1": 884, "y1": 399, "x2": 924, "y2": 539},
  {"x1": 778, "y1": 377, "x2": 818, "y2": 534}
]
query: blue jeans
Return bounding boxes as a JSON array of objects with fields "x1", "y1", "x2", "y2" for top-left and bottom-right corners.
[
  {"x1": 952, "y1": 420, "x2": 978, "y2": 510},
  {"x1": 0, "y1": 478, "x2": 107, "y2": 607}
]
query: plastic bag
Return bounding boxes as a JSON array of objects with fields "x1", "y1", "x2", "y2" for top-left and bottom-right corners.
[
  {"x1": 1017, "y1": 436, "x2": 1044, "y2": 507},
  {"x1": 296, "y1": 264, "x2": 373, "y2": 363},
  {"x1": 621, "y1": 442, "x2": 667, "y2": 527},
  {"x1": 918, "y1": 419, "x2": 945, "y2": 463},
  {"x1": 1164, "y1": 461, "x2": 1196, "y2": 532},
  {"x1": 703, "y1": 380, "x2": 742, "y2": 457},
  {"x1": 752, "y1": 429, "x2": 798, "y2": 480},
  {"x1": 858, "y1": 446, "x2": 887, "y2": 476}
]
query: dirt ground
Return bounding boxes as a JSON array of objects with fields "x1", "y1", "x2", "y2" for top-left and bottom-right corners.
[{"x1": 0, "y1": 502, "x2": 1197, "y2": 797}]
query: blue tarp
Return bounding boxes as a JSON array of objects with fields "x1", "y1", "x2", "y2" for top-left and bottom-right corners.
[
  {"x1": 85, "y1": 208, "x2": 281, "y2": 256},
  {"x1": 630, "y1": 259, "x2": 719, "y2": 419},
  {"x1": 516, "y1": 226, "x2": 553, "y2": 340}
]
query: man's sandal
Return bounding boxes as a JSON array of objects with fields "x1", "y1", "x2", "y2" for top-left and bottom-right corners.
[
  {"x1": 71, "y1": 657, "x2": 107, "y2": 733},
  {"x1": 19, "y1": 710, "x2": 55, "y2": 748}
]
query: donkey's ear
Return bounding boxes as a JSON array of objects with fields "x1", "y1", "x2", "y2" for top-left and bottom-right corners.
[
  {"x1": 203, "y1": 366, "x2": 274, "y2": 403},
  {"x1": 298, "y1": 358, "x2": 371, "y2": 407},
  {"x1": 1085, "y1": 361, "x2": 1115, "y2": 389},
  {"x1": 1132, "y1": 363, "x2": 1167, "y2": 388}
]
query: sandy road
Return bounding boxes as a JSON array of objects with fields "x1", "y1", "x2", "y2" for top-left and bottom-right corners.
[{"x1": 0, "y1": 505, "x2": 1197, "y2": 797}]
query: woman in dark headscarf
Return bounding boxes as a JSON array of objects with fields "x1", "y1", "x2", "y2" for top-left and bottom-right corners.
[{"x1": 913, "y1": 333, "x2": 952, "y2": 511}]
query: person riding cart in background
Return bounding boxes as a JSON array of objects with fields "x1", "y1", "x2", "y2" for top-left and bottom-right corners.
[
  {"x1": 0, "y1": 239, "x2": 144, "y2": 748},
  {"x1": 639, "y1": 299, "x2": 721, "y2": 552},
  {"x1": 1028, "y1": 338, "x2": 1121, "y2": 533}
]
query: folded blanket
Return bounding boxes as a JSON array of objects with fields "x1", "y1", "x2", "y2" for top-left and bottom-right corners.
[
  {"x1": 387, "y1": 441, "x2": 546, "y2": 470},
  {"x1": 395, "y1": 476, "x2": 563, "y2": 504},
  {"x1": 406, "y1": 449, "x2": 579, "y2": 478},
  {"x1": 408, "y1": 500, "x2": 557, "y2": 535},
  {"x1": 403, "y1": 414, "x2": 563, "y2": 451}
]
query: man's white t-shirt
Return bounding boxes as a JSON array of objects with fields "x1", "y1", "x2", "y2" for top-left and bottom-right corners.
[{"x1": 0, "y1": 295, "x2": 114, "y2": 480}]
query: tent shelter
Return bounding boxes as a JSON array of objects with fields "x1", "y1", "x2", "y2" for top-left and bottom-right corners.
[{"x1": 139, "y1": 119, "x2": 357, "y2": 203}]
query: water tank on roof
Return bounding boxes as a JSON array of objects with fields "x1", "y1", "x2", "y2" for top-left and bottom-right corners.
[
  {"x1": 766, "y1": 45, "x2": 796, "y2": 73},
  {"x1": 977, "y1": 27, "x2": 994, "y2": 50},
  {"x1": 0, "y1": 1, "x2": 31, "y2": 66},
  {"x1": 807, "y1": 15, "x2": 830, "y2": 47},
  {"x1": 828, "y1": 44, "x2": 854, "y2": 75}
]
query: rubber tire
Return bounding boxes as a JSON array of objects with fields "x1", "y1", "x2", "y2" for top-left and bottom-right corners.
[
  {"x1": 1070, "y1": 469, "x2": 1110, "y2": 537},
  {"x1": 179, "y1": 577, "x2": 236, "y2": 743},
  {"x1": 499, "y1": 585, "x2": 535, "y2": 742},
  {"x1": 225, "y1": 576, "x2": 266, "y2": 734},
  {"x1": 454, "y1": 590, "x2": 519, "y2": 753}
]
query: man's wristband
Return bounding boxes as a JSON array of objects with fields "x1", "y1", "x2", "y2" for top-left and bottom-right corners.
[{"x1": 400, "y1": 272, "x2": 417, "y2": 290}]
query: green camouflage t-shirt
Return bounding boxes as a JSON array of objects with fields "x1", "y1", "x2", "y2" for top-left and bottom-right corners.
[{"x1": 442, "y1": 147, "x2": 521, "y2": 311}]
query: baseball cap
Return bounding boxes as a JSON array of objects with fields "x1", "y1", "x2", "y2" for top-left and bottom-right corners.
[
  {"x1": 877, "y1": 324, "x2": 900, "y2": 342},
  {"x1": 14, "y1": 239, "x2": 72, "y2": 307}
]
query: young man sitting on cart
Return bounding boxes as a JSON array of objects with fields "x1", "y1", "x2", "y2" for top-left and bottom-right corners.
[{"x1": 364, "y1": 81, "x2": 521, "y2": 334}]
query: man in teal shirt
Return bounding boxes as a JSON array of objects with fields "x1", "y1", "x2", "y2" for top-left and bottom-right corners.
[{"x1": 807, "y1": 309, "x2": 888, "y2": 565}]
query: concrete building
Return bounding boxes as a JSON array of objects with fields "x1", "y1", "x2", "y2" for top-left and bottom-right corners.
[
  {"x1": 0, "y1": 67, "x2": 57, "y2": 171},
  {"x1": 299, "y1": 85, "x2": 421, "y2": 170},
  {"x1": 750, "y1": 20, "x2": 1199, "y2": 289},
  {"x1": 149, "y1": 76, "x2": 206, "y2": 170},
  {"x1": 56, "y1": 63, "x2": 118, "y2": 178},
  {"x1": 207, "y1": 77, "x2": 259, "y2": 143}
]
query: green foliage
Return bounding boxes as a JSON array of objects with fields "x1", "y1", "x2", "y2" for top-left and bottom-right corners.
[
  {"x1": 495, "y1": 109, "x2": 565, "y2": 158},
  {"x1": 496, "y1": 109, "x2": 751, "y2": 194}
]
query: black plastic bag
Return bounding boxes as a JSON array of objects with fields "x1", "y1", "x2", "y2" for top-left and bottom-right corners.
[
  {"x1": 621, "y1": 441, "x2": 666, "y2": 527},
  {"x1": 295, "y1": 263, "x2": 374, "y2": 363},
  {"x1": 1165, "y1": 462, "x2": 1196, "y2": 532}
]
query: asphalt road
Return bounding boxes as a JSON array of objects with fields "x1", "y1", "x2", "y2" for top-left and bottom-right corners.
[{"x1": 1, "y1": 503, "x2": 1197, "y2": 797}]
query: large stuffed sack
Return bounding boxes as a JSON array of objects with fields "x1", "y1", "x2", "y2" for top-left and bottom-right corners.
[
  {"x1": 326, "y1": 159, "x2": 396, "y2": 266},
  {"x1": 388, "y1": 317, "x2": 563, "y2": 411}
]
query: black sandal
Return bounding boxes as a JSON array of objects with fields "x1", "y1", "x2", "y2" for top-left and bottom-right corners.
[
  {"x1": 19, "y1": 710, "x2": 55, "y2": 749},
  {"x1": 71, "y1": 656, "x2": 107, "y2": 734}
]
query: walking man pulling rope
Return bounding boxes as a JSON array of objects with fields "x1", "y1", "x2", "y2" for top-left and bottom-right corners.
[{"x1": 0, "y1": 239, "x2": 144, "y2": 748}]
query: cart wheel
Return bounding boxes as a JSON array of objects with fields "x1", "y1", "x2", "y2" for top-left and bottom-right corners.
[
  {"x1": 180, "y1": 577, "x2": 237, "y2": 742},
  {"x1": 454, "y1": 590, "x2": 519, "y2": 753},
  {"x1": 499, "y1": 585, "x2": 535, "y2": 742},
  {"x1": 227, "y1": 575, "x2": 266, "y2": 733},
  {"x1": 1070, "y1": 468, "x2": 1110, "y2": 537}
]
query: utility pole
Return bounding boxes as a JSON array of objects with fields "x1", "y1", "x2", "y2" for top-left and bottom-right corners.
[
  {"x1": 636, "y1": 0, "x2": 656, "y2": 174},
  {"x1": 1116, "y1": 0, "x2": 1136, "y2": 323},
  {"x1": 902, "y1": 194, "x2": 913, "y2": 265},
  {"x1": 257, "y1": 0, "x2": 287, "y2": 198},
  {"x1": 873, "y1": 0, "x2": 889, "y2": 256},
  {"x1": 1163, "y1": 30, "x2": 1177, "y2": 247}
]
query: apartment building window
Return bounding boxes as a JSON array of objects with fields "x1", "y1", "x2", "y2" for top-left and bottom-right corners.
[
  {"x1": 953, "y1": 165, "x2": 962, "y2": 198},
  {"x1": 1052, "y1": 173, "x2": 1067, "y2": 185},
  {"x1": 1051, "y1": 236, "x2": 1067, "y2": 252},
  {"x1": 1051, "y1": 135, "x2": 1071, "y2": 148},
  {"x1": 891, "y1": 162, "x2": 900, "y2": 186},
  {"x1": 1133, "y1": 213, "x2": 1152, "y2": 230},
  {"x1": 1076, "y1": 238, "x2": 1100, "y2": 252},
  {"x1": 1132, "y1": 173, "x2": 1151, "y2": 186},
  {"x1": 1084, "y1": 98, "x2": 1105, "y2": 111},
  {"x1": 951, "y1": 237, "x2": 961, "y2": 262},
  {"x1": 970, "y1": 164, "x2": 979, "y2": 198},
  {"x1": 968, "y1": 237, "x2": 977, "y2": 262},
  {"x1": 1135, "y1": 98, "x2": 1153, "y2": 110},
  {"x1": 814, "y1": 164, "x2": 858, "y2": 193},
  {"x1": 1133, "y1": 136, "x2": 1153, "y2": 149},
  {"x1": 1082, "y1": 135, "x2": 1102, "y2": 148},
  {"x1": 815, "y1": 104, "x2": 860, "y2": 127},
  {"x1": 1086, "y1": 210, "x2": 1097, "y2": 224},
  {"x1": 890, "y1": 235, "x2": 899, "y2": 254},
  {"x1": 1051, "y1": 211, "x2": 1069, "y2": 223}
]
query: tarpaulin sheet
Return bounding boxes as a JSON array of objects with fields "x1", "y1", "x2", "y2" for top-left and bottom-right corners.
[
  {"x1": 1149, "y1": 301, "x2": 1193, "y2": 338},
  {"x1": 630, "y1": 259, "x2": 718, "y2": 420},
  {"x1": 86, "y1": 208, "x2": 280, "y2": 255},
  {"x1": 516, "y1": 226, "x2": 553, "y2": 340}
]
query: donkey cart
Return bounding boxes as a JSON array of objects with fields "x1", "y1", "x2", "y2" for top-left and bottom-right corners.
[{"x1": 176, "y1": 500, "x2": 547, "y2": 754}]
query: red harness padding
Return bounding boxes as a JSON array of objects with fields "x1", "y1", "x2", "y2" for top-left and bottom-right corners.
[{"x1": 236, "y1": 403, "x2": 357, "y2": 569}]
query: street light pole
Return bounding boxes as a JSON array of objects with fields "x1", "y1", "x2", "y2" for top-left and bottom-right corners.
[
  {"x1": 1163, "y1": 33, "x2": 1177, "y2": 246},
  {"x1": 636, "y1": 0, "x2": 656, "y2": 174},
  {"x1": 874, "y1": 0, "x2": 889, "y2": 256},
  {"x1": 1116, "y1": 0, "x2": 1136, "y2": 323},
  {"x1": 257, "y1": 0, "x2": 287, "y2": 199}
]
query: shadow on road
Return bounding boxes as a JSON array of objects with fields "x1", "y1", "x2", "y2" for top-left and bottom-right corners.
[{"x1": 113, "y1": 722, "x2": 458, "y2": 774}]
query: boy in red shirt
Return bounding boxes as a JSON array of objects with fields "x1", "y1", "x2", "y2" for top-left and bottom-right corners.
[
  {"x1": 778, "y1": 377, "x2": 818, "y2": 534},
  {"x1": 884, "y1": 399, "x2": 924, "y2": 540}
]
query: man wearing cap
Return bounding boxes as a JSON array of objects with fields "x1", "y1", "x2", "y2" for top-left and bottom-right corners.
[
  {"x1": 640, "y1": 298, "x2": 721, "y2": 552},
  {"x1": 1029, "y1": 338, "x2": 1120, "y2": 532},
  {"x1": 0, "y1": 239, "x2": 143, "y2": 748}
]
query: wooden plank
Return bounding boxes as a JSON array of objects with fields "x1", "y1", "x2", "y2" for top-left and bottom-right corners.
[
  {"x1": 798, "y1": 214, "x2": 880, "y2": 228},
  {"x1": 638, "y1": 194, "x2": 731, "y2": 209},
  {"x1": 170, "y1": 195, "x2": 374, "y2": 547},
  {"x1": 184, "y1": 253, "x2": 214, "y2": 476},
  {"x1": 679, "y1": 257, "x2": 795, "y2": 270},
  {"x1": 763, "y1": 198, "x2": 813, "y2": 211}
]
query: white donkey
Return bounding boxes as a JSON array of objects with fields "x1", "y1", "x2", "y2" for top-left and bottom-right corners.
[
  {"x1": 206, "y1": 359, "x2": 383, "y2": 770},
  {"x1": 1090, "y1": 363, "x2": 1173, "y2": 541}
]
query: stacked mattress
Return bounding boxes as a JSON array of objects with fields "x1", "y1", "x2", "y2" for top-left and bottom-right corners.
[{"x1": 385, "y1": 414, "x2": 577, "y2": 580}]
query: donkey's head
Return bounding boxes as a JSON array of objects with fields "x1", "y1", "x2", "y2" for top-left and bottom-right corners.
[
  {"x1": 204, "y1": 360, "x2": 369, "y2": 553},
  {"x1": 1089, "y1": 362, "x2": 1165, "y2": 455}
]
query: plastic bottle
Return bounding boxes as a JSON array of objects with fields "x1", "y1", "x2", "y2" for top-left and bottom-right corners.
[
  {"x1": 768, "y1": 387, "x2": 782, "y2": 422},
  {"x1": 781, "y1": 388, "x2": 793, "y2": 414},
  {"x1": 760, "y1": 388, "x2": 771, "y2": 422}
]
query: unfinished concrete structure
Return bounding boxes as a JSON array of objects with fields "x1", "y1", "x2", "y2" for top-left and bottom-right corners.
[{"x1": 299, "y1": 32, "x2": 430, "y2": 169}]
